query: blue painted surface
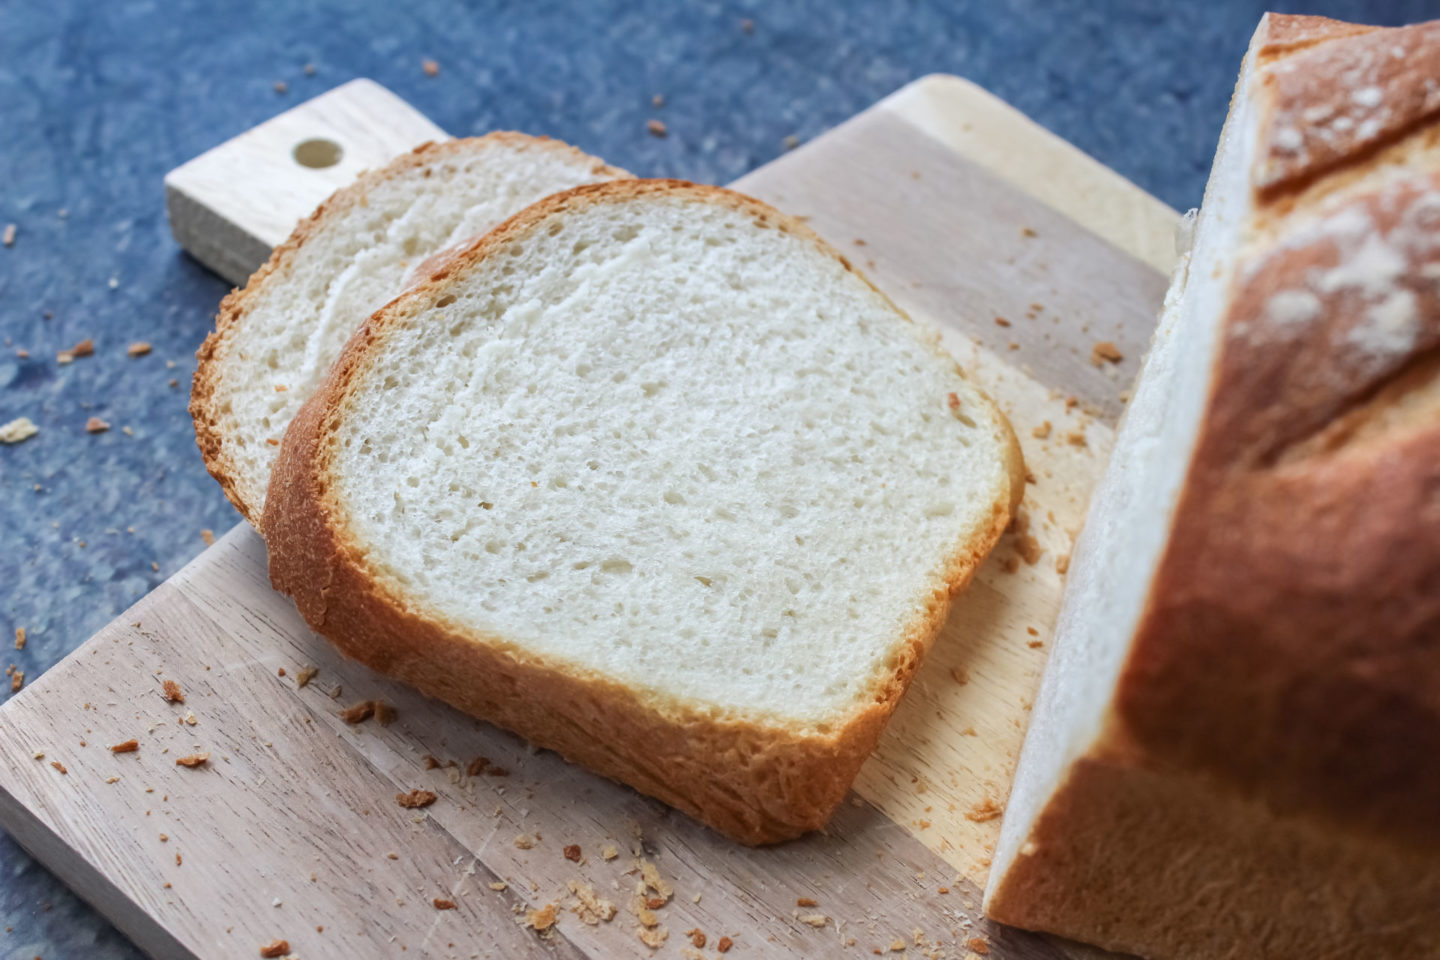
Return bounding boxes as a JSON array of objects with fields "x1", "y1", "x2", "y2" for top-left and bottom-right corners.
[{"x1": 2, "y1": 1, "x2": 1437, "y2": 955}]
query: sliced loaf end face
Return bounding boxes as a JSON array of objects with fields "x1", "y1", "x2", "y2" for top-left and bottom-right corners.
[
  {"x1": 190, "y1": 134, "x2": 631, "y2": 524},
  {"x1": 264, "y1": 179, "x2": 1022, "y2": 842}
]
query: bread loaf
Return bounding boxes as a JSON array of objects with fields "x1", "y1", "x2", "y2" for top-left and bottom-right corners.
[
  {"x1": 985, "y1": 14, "x2": 1440, "y2": 958},
  {"x1": 263, "y1": 179, "x2": 1024, "y2": 843},
  {"x1": 191, "y1": 134, "x2": 630, "y2": 523}
]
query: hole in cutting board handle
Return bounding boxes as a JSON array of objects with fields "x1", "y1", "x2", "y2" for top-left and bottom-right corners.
[{"x1": 293, "y1": 138, "x2": 343, "y2": 169}]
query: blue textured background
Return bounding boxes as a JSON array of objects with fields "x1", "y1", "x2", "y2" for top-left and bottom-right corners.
[{"x1": 3, "y1": 1, "x2": 1437, "y2": 955}]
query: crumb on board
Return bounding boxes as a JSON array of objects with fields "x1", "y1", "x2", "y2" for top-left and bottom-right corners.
[
  {"x1": 1091, "y1": 341, "x2": 1123, "y2": 366},
  {"x1": 966, "y1": 797, "x2": 1004, "y2": 823},
  {"x1": 513, "y1": 833, "x2": 537, "y2": 849},
  {"x1": 50, "y1": 760, "x2": 66, "y2": 774},
  {"x1": 993, "y1": 317, "x2": 1010, "y2": 327},
  {"x1": 397, "y1": 789, "x2": 437, "y2": 809},
  {"x1": 259, "y1": 939, "x2": 290, "y2": 958},
  {"x1": 175, "y1": 752, "x2": 209, "y2": 768},
  {"x1": 465, "y1": 756, "x2": 487, "y2": 776},
  {"x1": 274, "y1": 81, "x2": 287, "y2": 94},
  {"x1": 652, "y1": 93, "x2": 664, "y2": 107},
  {"x1": 1056, "y1": 553, "x2": 1071, "y2": 575},
  {"x1": 110, "y1": 739, "x2": 139, "y2": 753},
  {"x1": 10, "y1": 671, "x2": 21, "y2": 693},
  {"x1": 0, "y1": 417, "x2": 39, "y2": 444},
  {"x1": 718, "y1": 936, "x2": 734, "y2": 952},
  {"x1": 564, "y1": 844, "x2": 582, "y2": 862},
  {"x1": 14, "y1": 628, "x2": 25, "y2": 650},
  {"x1": 1065, "y1": 430, "x2": 1087, "y2": 447},
  {"x1": 569, "y1": 880, "x2": 617, "y2": 924},
  {"x1": 127, "y1": 341, "x2": 152, "y2": 357},
  {"x1": 1001, "y1": 555, "x2": 1021, "y2": 574},
  {"x1": 1015, "y1": 534, "x2": 1042, "y2": 565},
  {"x1": 523, "y1": 902, "x2": 558, "y2": 932},
  {"x1": 295, "y1": 666, "x2": 318, "y2": 688},
  {"x1": 950, "y1": 666, "x2": 968, "y2": 685},
  {"x1": 340, "y1": 700, "x2": 375, "y2": 724},
  {"x1": 647, "y1": 118, "x2": 668, "y2": 138},
  {"x1": 162, "y1": 679, "x2": 184, "y2": 703},
  {"x1": 967, "y1": 937, "x2": 991, "y2": 955},
  {"x1": 72, "y1": 338, "x2": 95, "y2": 357},
  {"x1": 433, "y1": 897, "x2": 456, "y2": 910},
  {"x1": 1022, "y1": 226, "x2": 1038, "y2": 238},
  {"x1": 2, "y1": 223, "x2": 14, "y2": 246},
  {"x1": 638, "y1": 927, "x2": 669, "y2": 949},
  {"x1": 200, "y1": 529, "x2": 215, "y2": 547},
  {"x1": 688, "y1": 929, "x2": 707, "y2": 948},
  {"x1": 85, "y1": 416, "x2": 110, "y2": 434},
  {"x1": 374, "y1": 701, "x2": 397, "y2": 725},
  {"x1": 422, "y1": 58, "x2": 440, "y2": 76},
  {"x1": 797, "y1": 897, "x2": 818, "y2": 908},
  {"x1": 601, "y1": 843, "x2": 619, "y2": 860},
  {"x1": 277, "y1": 667, "x2": 286, "y2": 677},
  {"x1": 1031, "y1": 421, "x2": 1051, "y2": 439},
  {"x1": 490, "y1": 881, "x2": 507, "y2": 891},
  {"x1": 799, "y1": 914, "x2": 828, "y2": 928}
]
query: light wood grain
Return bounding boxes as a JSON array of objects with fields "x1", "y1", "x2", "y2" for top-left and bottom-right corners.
[
  {"x1": 164, "y1": 79, "x2": 447, "y2": 285},
  {"x1": 1, "y1": 75, "x2": 1176, "y2": 959}
]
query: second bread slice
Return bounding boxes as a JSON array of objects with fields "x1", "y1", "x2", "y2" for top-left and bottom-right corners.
[{"x1": 264, "y1": 179, "x2": 1024, "y2": 843}]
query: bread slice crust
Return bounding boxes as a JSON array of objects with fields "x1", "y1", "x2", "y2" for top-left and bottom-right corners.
[
  {"x1": 263, "y1": 178, "x2": 1023, "y2": 843},
  {"x1": 191, "y1": 134, "x2": 631, "y2": 525}
]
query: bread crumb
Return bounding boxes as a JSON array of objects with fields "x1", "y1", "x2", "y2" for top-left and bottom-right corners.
[
  {"x1": 1022, "y1": 226, "x2": 1038, "y2": 238},
  {"x1": 687, "y1": 928, "x2": 707, "y2": 948},
  {"x1": 57, "y1": 351, "x2": 73, "y2": 364},
  {"x1": 50, "y1": 760, "x2": 67, "y2": 774},
  {"x1": 273, "y1": 81, "x2": 287, "y2": 94},
  {"x1": 950, "y1": 666, "x2": 968, "y2": 685},
  {"x1": 568, "y1": 880, "x2": 616, "y2": 924},
  {"x1": 639, "y1": 927, "x2": 669, "y2": 949},
  {"x1": 14, "y1": 628, "x2": 25, "y2": 650},
  {"x1": 0, "y1": 418, "x2": 38, "y2": 444},
  {"x1": 523, "y1": 903, "x2": 557, "y2": 932},
  {"x1": 175, "y1": 852, "x2": 182, "y2": 866},
  {"x1": 652, "y1": 94, "x2": 665, "y2": 107},
  {"x1": 1031, "y1": 421, "x2": 1051, "y2": 439},
  {"x1": 277, "y1": 667, "x2": 286, "y2": 677},
  {"x1": 489, "y1": 881, "x2": 507, "y2": 891},
  {"x1": 563, "y1": 844, "x2": 582, "y2": 862},
  {"x1": 966, "y1": 937, "x2": 990, "y2": 955},
  {"x1": 465, "y1": 756, "x2": 487, "y2": 776},
  {"x1": 966, "y1": 797, "x2": 1003, "y2": 822},
  {"x1": 374, "y1": 701, "x2": 397, "y2": 725},
  {"x1": 601, "y1": 843, "x2": 619, "y2": 860},
  {"x1": 647, "y1": 119, "x2": 668, "y2": 138},
  {"x1": 1065, "y1": 430, "x2": 1087, "y2": 447},
  {"x1": 9, "y1": 670, "x2": 21, "y2": 692},
  {"x1": 162, "y1": 679, "x2": 184, "y2": 703},
  {"x1": 718, "y1": 936, "x2": 734, "y2": 952},
  {"x1": 110, "y1": 739, "x2": 139, "y2": 753},
  {"x1": 1056, "y1": 553, "x2": 1070, "y2": 575},
  {"x1": 799, "y1": 914, "x2": 828, "y2": 928},
  {"x1": 1, "y1": 224, "x2": 14, "y2": 246},
  {"x1": 513, "y1": 833, "x2": 537, "y2": 849},
  {"x1": 422, "y1": 58, "x2": 440, "y2": 76},
  {"x1": 890, "y1": 938, "x2": 907, "y2": 952},
  {"x1": 265, "y1": 438, "x2": 279, "y2": 446},
  {"x1": 639, "y1": 858, "x2": 673, "y2": 902},
  {"x1": 783, "y1": 134, "x2": 800, "y2": 150},
  {"x1": 1015, "y1": 534, "x2": 1042, "y2": 565},
  {"x1": 295, "y1": 666, "x2": 317, "y2": 688},
  {"x1": 797, "y1": 897, "x2": 818, "y2": 907},
  {"x1": 1090, "y1": 341, "x2": 1123, "y2": 366},
  {"x1": 72, "y1": 338, "x2": 95, "y2": 357},
  {"x1": 397, "y1": 789, "x2": 437, "y2": 809},
  {"x1": 340, "y1": 700, "x2": 374, "y2": 723},
  {"x1": 85, "y1": 417, "x2": 110, "y2": 434},
  {"x1": 175, "y1": 752, "x2": 209, "y2": 768},
  {"x1": 1001, "y1": 555, "x2": 1020, "y2": 574},
  {"x1": 183, "y1": 711, "x2": 197, "y2": 726},
  {"x1": 259, "y1": 939, "x2": 290, "y2": 958},
  {"x1": 433, "y1": 897, "x2": 456, "y2": 910},
  {"x1": 127, "y1": 342, "x2": 152, "y2": 357}
]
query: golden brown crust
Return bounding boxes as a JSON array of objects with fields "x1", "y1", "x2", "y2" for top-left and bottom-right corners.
[
  {"x1": 190, "y1": 134, "x2": 632, "y2": 525},
  {"x1": 262, "y1": 178, "x2": 1020, "y2": 843},
  {"x1": 1253, "y1": 17, "x2": 1440, "y2": 193}
]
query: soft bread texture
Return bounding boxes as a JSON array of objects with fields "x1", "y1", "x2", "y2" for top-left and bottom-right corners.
[
  {"x1": 263, "y1": 179, "x2": 1023, "y2": 843},
  {"x1": 191, "y1": 135, "x2": 630, "y2": 523},
  {"x1": 986, "y1": 14, "x2": 1440, "y2": 958}
]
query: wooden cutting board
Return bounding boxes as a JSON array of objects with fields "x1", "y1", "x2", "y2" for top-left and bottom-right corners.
[{"x1": 0, "y1": 77, "x2": 1175, "y2": 960}]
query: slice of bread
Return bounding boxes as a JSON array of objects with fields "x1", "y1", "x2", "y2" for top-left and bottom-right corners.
[
  {"x1": 985, "y1": 14, "x2": 1440, "y2": 958},
  {"x1": 191, "y1": 134, "x2": 631, "y2": 524},
  {"x1": 263, "y1": 179, "x2": 1024, "y2": 843}
]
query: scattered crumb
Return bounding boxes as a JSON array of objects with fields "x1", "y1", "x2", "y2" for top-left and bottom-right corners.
[
  {"x1": 72, "y1": 338, "x2": 95, "y2": 357},
  {"x1": 1022, "y1": 226, "x2": 1038, "y2": 238},
  {"x1": 303, "y1": 63, "x2": 316, "y2": 75},
  {"x1": 1001, "y1": 555, "x2": 1021, "y2": 574},
  {"x1": 10, "y1": 671, "x2": 23, "y2": 692},
  {"x1": 340, "y1": 701, "x2": 375, "y2": 724},
  {"x1": 523, "y1": 903, "x2": 557, "y2": 932},
  {"x1": 127, "y1": 342, "x2": 152, "y2": 357},
  {"x1": 647, "y1": 119, "x2": 668, "y2": 138},
  {"x1": 797, "y1": 897, "x2": 818, "y2": 908},
  {"x1": 489, "y1": 881, "x2": 507, "y2": 891},
  {"x1": 433, "y1": 897, "x2": 456, "y2": 910},
  {"x1": 947, "y1": 392, "x2": 960, "y2": 410},
  {"x1": 783, "y1": 134, "x2": 799, "y2": 150},
  {"x1": 176, "y1": 852, "x2": 182, "y2": 866},
  {"x1": 295, "y1": 666, "x2": 317, "y2": 688},
  {"x1": 890, "y1": 938, "x2": 907, "y2": 952},
  {"x1": 639, "y1": 859, "x2": 673, "y2": 902},
  {"x1": 600, "y1": 842, "x2": 618, "y2": 859},
  {"x1": 1056, "y1": 553, "x2": 1071, "y2": 575},
  {"x1": 374, "y1": 701, "x2": 397, "y2": 725},
  {"x1": 1119, "y1": 389, "x2": 1132, "y2": 403},
  {"x1": 993, "y1": 317, "x2": 1010, "y2": 327},
  {"x1": 639, "y1": 927, "x2": 669, "y2": 949},
  {"x1": 0, "y1": 417, "x2": 39, "y2": 444},
  {"x1": 397, "y1": 789, "x2": 437, "y2": 809},
  {"x1": 1028, "y1": 639, "x2": 1044, "y2": 648},
  {"x1": 110, "y1": 739, "x2": 139, "y2": 753},
  {"x1": 14, "y1": 628, "x2": 25, "y2": 650},
  {"x1": 652, "y1": 94, "x2": 664, "y2": 107},
  {"x1": 799, "y1": 914, "x2": 828, "y2": 928},
  {"x1": 57, "y1": 352, "x2": 73, "y2": 364},
  {"x1": 1, "y1": 223, "x2": 14, "y2": 246},
  {"x1": 1065, "y1": 430, "x2": 1087, "y2": 448},
  {"x1": 1031, "y1": 421, "x2": 1051, "y2": 439},
  {"x1": 688, "y1": 929, "x2": 707, "y2": 948},
  {"x1": 277, "y1": 667, "x2": 286, "y2": 677},
  {"x1": 422, "y1": 58, "x2": 440, "y2": 77},
  {"x1": 465, "y1": 756, "x2": 487, "y2": 776},
  {"x1": 950, "y1": 666, "x2": 968, "y2": 685},
  {"x1": 563, "y1": 844, "x2": 582, "y2": 862},
  {"x1": 175, "y1": 752, "x2": 209, "y2": 768},
  {"x1": 200, "y1": 529, "x2": 215, "y2": 547},
  {"x1": 259, "y1": 939, "x2": 290, "y2": 958},
  {"x1": 274, "y1": 81, "x2": 288, "y2": 94},
  {"x1": 513, "y1": 833, "x2": 537, "y2": 850},
  {"x1": 162, "y1": 679, "x2": 184, "y2": 703},
  {"x1": 85, "y1": 417, "x2": 110, "y2": 434},
  {"x1": 1090, "y1": 341, "x2": 1123, "y2": 366},
  {"x1": 718, "y1": 936, "x2": 734, "y2": 952},
  {"x1": 265, "y1": 438, "x2": 279, "y2": 446},
  {"x1": 50, "y1": 760, "x2": 67, "y2": 774},
  {"x1": 966, "y1": 797, "x2": 1003, "y2": 823},
  {"x1": 569, "y1": 880, "x2": 616, "y2": 924},
  {"x1": 1015, "y1": 534, "x2": 1042, "y2": 565},
  {"x1": 966, "y1": 937, "x2": 990, "y2": 955},
  {"x1": 184, "y1": 711, "x2": 197, "y2": 726}
]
